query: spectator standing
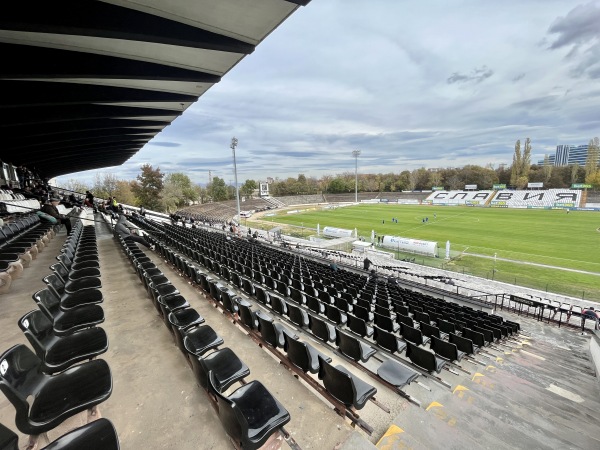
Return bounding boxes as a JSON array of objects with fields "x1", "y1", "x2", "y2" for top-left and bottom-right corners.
[{"x1": 363, "y1": 257, "x2": 372, "y2": 270}]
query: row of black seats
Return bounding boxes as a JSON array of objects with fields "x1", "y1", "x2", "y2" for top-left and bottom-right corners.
[
  {"x1": 116, "y1": 233, "x2": 291, "y2": 450},
  {"x1": 0, "y1": 219, "x2": 119, "y2": 449},
  {"x1": 143, "y1": 232, "x2": 429, "y2": 430},
  {"x1": 137, "y1": 221, "x2": 453, "y2": 378},
  {"x1": 133, "y1": 219, "x2": 520, "y2": 377},
  {"x1": 0, "y1": 213, "x2": 58, "y2": 294}
]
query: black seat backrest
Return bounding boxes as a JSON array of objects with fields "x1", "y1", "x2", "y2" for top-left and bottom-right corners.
[
  {"x1": 335, "y1": 297, "x2": 351, "y2": 313},
  {"x1": 325, "y1": 304, "x2": 346, "y2": 325},
  {"x1": 438, "y1": 319, "x2": 456, "y2": 334},
  {"x1": 238, "y1": 303, "x2": 258, "y2": 330},
  {"x1": 286, "y1": 302, "x2": 309, "y2": 328},
  {"x1": 374, "y1": 312, "x2": 395, "y2": 332},
  {"x1": 289, "y1": 287, "x2": 304, "y2": 304},
  {"x1": 270, "y1": 295, "x2": 287, "y2": 316},
  {"x1": 283, "y1": 333, "x2": 313, "y2": 374},
  {"x1": 430, "y1": 336, "x2": 458, "y2": 361},
  {"x1": 463, "y1": 328, "x2": 486, "y2": 347},
  {"x1": 207, "y1": 371, "x2": 243, "y2": 445},
  {"x1": 374, "y1": 304, "x2": 392, "y2": 317},
  {"x1": 335, "y1": 329, "x2": 374, "y2": 362},
  {"x1": 405, "y1": 342, "x2": 436, "y2": 372},
  {"x1": 254, "y1": 286, "x2": 268, "y2": 305},
  {"x1": 256, "y1": 312, "x2": 282, "y2": 348},
  {"x1": 373, "y1": 326, "x2": 401, "y2": 354},
  {"x1": 414, "y1": 311, "x2": 430, "y2": 324},
  {"x1": 394, "y1": 304, "x2": 410, "y2": 316},
  {"x1": 347, "y1": 315, "x2": 369, "y2": 337},
  {"x1": 449, "y1": 332, "x2": 475, "y2": 354},
  {"x1": 317, "y1": 356, "x2": 355, "y2": 407},
  {"x1": 353, "y1": 304, "x2": 371, "y2": 322},
  {"x1": 306, "y1": 296, "x2": 323, "y2": 315},
  {"x1": 419, "y1": 322, "x2": 441, "y2": 339},
  {"x1": 400, "y1": 323, "x2": 423, "y2": 345},
  {"x1": 396, "y1": 313, "x2": 414, "y2": 328},
  {"x1": 309, "y1": 315, "x2": 334, "y2": 343},
  {"x1": 241, "y1": 278, "x2": 254, "y2": 296}
]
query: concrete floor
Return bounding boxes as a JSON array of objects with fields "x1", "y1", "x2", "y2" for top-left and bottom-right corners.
[{"x1": 1, "y1": 217, "x2": 600, "y2": 450}]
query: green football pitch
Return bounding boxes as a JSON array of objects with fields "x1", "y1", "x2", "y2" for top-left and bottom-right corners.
[{"x1": 249, "y1": 205, "x2": 600, "y2": 301}]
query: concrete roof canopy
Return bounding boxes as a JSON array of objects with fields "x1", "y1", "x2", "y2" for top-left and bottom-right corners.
[{"x1": 0, "y1": 0, "x2": 310, "y2": 178}]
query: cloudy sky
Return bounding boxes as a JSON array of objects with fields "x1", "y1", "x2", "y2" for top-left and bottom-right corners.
[{"x1": 58, "y1": 0, "x2": 600, "y2": 186}]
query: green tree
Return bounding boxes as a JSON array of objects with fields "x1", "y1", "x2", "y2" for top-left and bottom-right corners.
[
  {"x1": 130, "y1": 164, "x2": 164, "y2": 211},
  {"x1": 113, "y1": 180, "x2": 137, "y2": 206},
  {"x1": 585, "y1": 137, "x2": 599, "y2": 184},
  {"x1": 61, "y1": 179, "x2": 90, "y2": 195},
  {"x1": 543, "y1": 155, "x2": 552, "y2": 183},
  {"x1": 522, "y1": 138, "x2": 532, "y2": 181},
  {"x1": 208, "y1": 176, "x2": 228, "y2": 202},
  {"x1": 510, "y1": 139, "x2": 522, "y2": 186},
  {"x1": 240, "y1": 179, "x2": 257, "y2": 198},
  {"x1": 92, "y1": 173, "x2": 119, "y2": 199},
  {"x1": 160, "y1": 173, "x2": 200, "y2": 212}
]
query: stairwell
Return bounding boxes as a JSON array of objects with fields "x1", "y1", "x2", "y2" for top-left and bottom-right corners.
[{"x1": 580, "y1": 189, "x2": 588, "y2": 207}]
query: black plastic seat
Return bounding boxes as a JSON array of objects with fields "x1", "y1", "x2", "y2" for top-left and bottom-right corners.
[
  {"x1": 317, "y1": 355, "x2": 376, "y2": 410},
  {"x1": 309, "y1": 314, "x2": 336, "y2": 343},
  {"x1": 43, "y1": 418, "x2": 120, "y2": 450},
  {"x1": 438, "y1": 319, "x2": 456, "y2": 335},
  {"x1": 287, "y1": 302, "x2": 309, "y2": 328},
  {"x1": 419, "y1": 322, "x2": 442, "y2": 340},
  {"x1": 150, "y1": 283, "x2": 179, "y2": 308},
  {"x1": 43, "y1": 273, "x2": 101, "y2": 296},
  {"x1": 462, "y1": 328, "x2": 487, "y2": 348},
  {"x1": 0, "y1": 418, "x2": 120, "y2": 450},
  {"x1": 373, "y1": 326, "x2": 406, "y2": 354},
  {"x1": 51, "y1": 263, "x2": 100, "y2": 283},
  {"x1": 353, "y1": 304, "x2": 374, "y2": 323},
  {"x1": 376, "y1": 359, "x2": 419, "y2": 389},
  {"x1": 0, "y1": 422, "x2": 17, "y2": 450},
  {"x1": 269, "y1": 294, "x2": 287, "y2": 316},
  {"x1": 157, "y1": 294, "x2": 189, "y2": 326},
  {"x1": 405, "y1": 342, "x2": 447, "y2": 374},
  {"x1": 238, "y1": 302, "x2": 258, "y2": 330},
  {"x1": 56, "y1": 253, "x2": 99, "y2": 271},
  {"x1": 32, "y1": 289, "x2": 104, "y2": 336},
  {"x1": 347, "y1": 314, "x2": 374, "y2": 338},
  {"x1": 18, "y1": 310, "x2": 108, "y2": 374},
  {"x1": 256, "y1": 311, "x2": 294, "y2": 349},
  {"x1": 283, "y1": 332, "x2": 332, "y2": 374},
  {"x1": 335, "y1": 329, "x2": 376, "y2": 363},
  {"x1": 374, "y1": 312, "x2": 399, "y2": 333},
  {"x1": 449, "y1": 333, "x2": 479, "y2": 355},
  {"x1": 0, "y1": 345, "x2": 112, "y2": 435},
  {"x1": 430, "y1": 336, "x2": 465, "y2": 363},
  {"x1": 221, "y1": 290, "x2": 240, "y2": 315},
  {"x1": 208, "y1": 371, "x2": 290, "y2": 450},
  {"x1": 306, "y1": 295, "x2": 325, "y2": 315},
  {"x1": 191, "y1": 347, "x2": 250, "y2": 392},
  {"x1": 326, "y1": 304, "x2": 347, "y2": 326},
  {"x1": 183, "y1": 325, "x2": 224, "y2": 357},
  {"x1": 168, "y1": 308, "x2": 205, "y2": 351},
  {"x1": 396, "y1": 313, "x2": 415, "y2": 328},
  {"x1": 400, "y1": 323, "x2": 430, "y2": 346}
]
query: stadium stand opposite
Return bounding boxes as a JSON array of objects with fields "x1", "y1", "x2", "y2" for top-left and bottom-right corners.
[
  {"x1": 424, "y1": 190, "x2": 494, "y2": 206},
  {"x1": 585, "y1": 191, "x2": 600, "y2": 208},
  {"x1": 490, "y1": 189, "x2": 581, "y2": 209},
  {"x1": 274, "y1": 194, "x2": 326, "y2": 206},
  {"x1": 323, "y1": 192, "x2": 379, "y2": 203}
]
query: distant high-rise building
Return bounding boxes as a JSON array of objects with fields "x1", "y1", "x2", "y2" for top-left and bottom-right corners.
[{"x1": 546, "y1": 144, "x2": 596, "y2": 166}]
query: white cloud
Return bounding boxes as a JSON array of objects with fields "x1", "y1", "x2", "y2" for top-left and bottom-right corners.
[{"x1": 60, "y1": 0, "x2": 600, "y2": 186}]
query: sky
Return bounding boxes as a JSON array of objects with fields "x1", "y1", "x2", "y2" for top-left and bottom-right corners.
[{"x1": 57, "y1": 0, "x2": 600, "y2": 186}]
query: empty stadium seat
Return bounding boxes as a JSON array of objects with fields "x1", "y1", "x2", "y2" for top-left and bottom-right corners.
[
  {"x1": 208, "y1": 371, "x2": 291, "y2": 450},
  {"x1": 317, "y1": 356, "x2": 376, "y2": 410},
  {"x1": 0, "y1": 345, "x2": 112, "y2": 435}
]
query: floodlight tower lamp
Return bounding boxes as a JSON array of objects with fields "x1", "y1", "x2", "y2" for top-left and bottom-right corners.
[
  {"x1": 352, "y1": 150, "x2": 361, "y2": 203},
  {"x1": 231, "y1": 137, "x2": 241, "y2": 224}
]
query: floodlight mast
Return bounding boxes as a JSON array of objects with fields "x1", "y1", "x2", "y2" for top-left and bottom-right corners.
[
  {"x1": 231, "y1": 137, "x2": 241, "y2": 224},
  {"x1": 352, "y1": 150, "x2": 361, "y2": 203}
]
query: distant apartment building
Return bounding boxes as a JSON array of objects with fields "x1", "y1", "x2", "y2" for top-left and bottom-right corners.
[{"x1": 538, "y1": 144, "x2": 595, "y2": 166}]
